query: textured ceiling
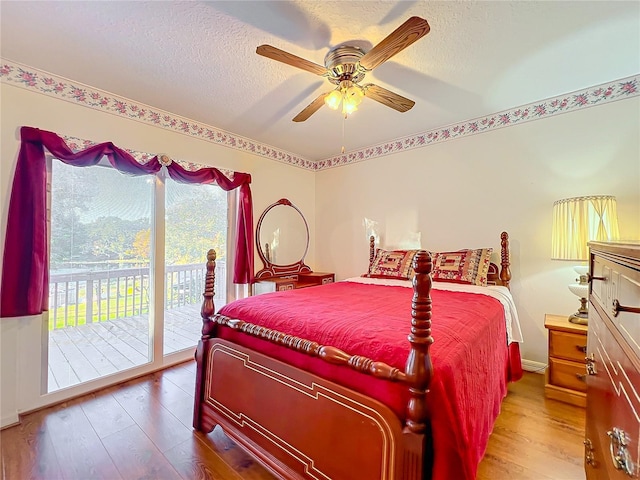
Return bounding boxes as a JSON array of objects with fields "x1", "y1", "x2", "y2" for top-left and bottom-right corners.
[{"x1": 1, "y1": 1, "x2": 639, "y2": 161}]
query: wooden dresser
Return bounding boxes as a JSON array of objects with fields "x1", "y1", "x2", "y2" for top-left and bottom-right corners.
[
  {"x1": 544, "y1": 313, "x2": 588, "y2": 407},
  {"x1": 253, "y1": 272, "x2": 335, "y2": 295},
  {"x1": 584, "y1": 241, "x2": 640, "y2": 479}
]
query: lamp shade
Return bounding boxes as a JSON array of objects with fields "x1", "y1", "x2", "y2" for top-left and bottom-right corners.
[{"x1": 551, "y1": 195, "x2": 620, "y2": 261}]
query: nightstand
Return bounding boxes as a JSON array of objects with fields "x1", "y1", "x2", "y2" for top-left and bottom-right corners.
[{"x1": 544, "y1": 313, "x2": 588, "y2": 407}]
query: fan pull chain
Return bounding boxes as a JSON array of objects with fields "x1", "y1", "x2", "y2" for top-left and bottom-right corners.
[{"x1": 341, "y1": 113, "x2": 346, "y2": 154}]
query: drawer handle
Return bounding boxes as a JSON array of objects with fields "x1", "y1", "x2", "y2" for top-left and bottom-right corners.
[
  {"x1": 576, "y1": 345, "x2": 587, "y2": 354},
  {"x1": 585, "y1": 355, "x2": 596, "y2": 375},
  {"x1": 584, "y1": 439, "x2": 597, "y2": 467},
  {"x1": 576, "y1": 373, "x2": 587, "y2": 382},
  {"x1": 587, "y1": 274, "x2": 607, "y2": 282},
  {"x1": 607, "y1": 427, "x2": 636, "y2": 476},
  {"x1": 612, "y1": 299, "x2": 640, "y2": 317}
]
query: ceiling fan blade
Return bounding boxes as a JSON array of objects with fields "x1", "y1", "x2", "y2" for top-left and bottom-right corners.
[
  {"x1": 292, "y1": 93, "x2": 329, "y2": 122},
  {"x1": 359, "y1": 17, "x2": 430, "y2": 71},
  {"x1": 364, "y1": 84, "x2": 415, "y2": 112},
  {"x1": 257, "y1": 45, "x2": 328, "y2": 76}
]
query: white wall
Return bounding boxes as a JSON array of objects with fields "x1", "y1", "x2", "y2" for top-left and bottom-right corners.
[
  {"x1": 2, "y1": 79, "x2": 639, "y2": 427},
  {"x1": 0, "y1": 83, "x2": 316, "y2": 426},
  {"x1": 314, "y1": 97, "x2": 640, "y2": 366}
]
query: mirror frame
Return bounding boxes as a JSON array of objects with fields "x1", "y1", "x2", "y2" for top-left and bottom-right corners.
[{"x1": 255, "y1": 198, "x2": 311, "y2": 280}]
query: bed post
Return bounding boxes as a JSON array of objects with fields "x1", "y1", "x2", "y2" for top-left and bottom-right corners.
[
  {"x1": 499, "y1": 231, "x2": 511, "y2": 289},
  {"x1": 200, "y1": 249, "x2": 217, "y2": 339},
  {"x1": 193, "y1": 248, "x2": 217, "y2": 431},
  {"x1": 402, "y1": 250, "x2": 434, "y2": 479}
]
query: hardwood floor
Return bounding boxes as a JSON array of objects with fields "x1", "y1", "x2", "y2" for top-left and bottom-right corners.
[
  {"x1": 1, "y1": 364, "x2": 585, "y2": 480},
  {"x1": 476, "y1": 373, "x2": 585, "y2": 480}
]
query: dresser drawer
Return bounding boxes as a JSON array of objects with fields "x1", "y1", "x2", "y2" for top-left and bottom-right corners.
[
  {"x1": 549, "y1": 330, "x2": 588, "y2": 362},
  {"x1": 591, "y1": 254, "x2": 640, "y2": 359},
  {"x1": 298, "y1": 272, "x2": 335, "y2": 288},
  {"x1": 253, "y1": 278, "x2": 296, "y2": 295},
  {"x1": 548, "y1": 357, "x2": 587, "y2": 392},
  {"x1": 585, "y1": 307, "x2": 639, "y2": 480},
  {"x1": 614, "y1": 268, "x2": 640, "y2": 359},
  {"x1": 254, "y1": 272, "x2": 336, "y2": 295}
]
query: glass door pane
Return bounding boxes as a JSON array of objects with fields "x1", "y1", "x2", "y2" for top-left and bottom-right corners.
[
  {"x1": 48, "y1": 162, "x2": 153, "y2": 392},
  {"x1": 163, "y1": 179, "x2": 228, "y2": 355}
]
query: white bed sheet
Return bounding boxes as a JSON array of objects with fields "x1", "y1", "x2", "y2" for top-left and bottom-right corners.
[{"x1": 343, "y1": 276, "x2": 524, "y2": 344}]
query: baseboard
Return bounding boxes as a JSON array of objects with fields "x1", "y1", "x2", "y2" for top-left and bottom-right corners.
[
  {"x1": 521, "y1": 359, "x2": 547, "y2": 374},
  {"x1": 1, "y1": 413, "x2": 19, "y2": 430}
]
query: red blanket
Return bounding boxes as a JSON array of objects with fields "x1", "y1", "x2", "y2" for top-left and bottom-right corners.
[{"x1": 218, "y1": 281, "x2": 509, "y2": 480}]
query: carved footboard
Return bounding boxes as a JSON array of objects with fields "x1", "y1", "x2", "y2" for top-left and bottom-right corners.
[{"x1": 193, "y1": 250, "x2": 434, "y2": 480}]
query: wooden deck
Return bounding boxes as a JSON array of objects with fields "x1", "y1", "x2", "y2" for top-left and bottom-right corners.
[{"x1": 48, "y1": 304, "x2": 203, "y2": 392}]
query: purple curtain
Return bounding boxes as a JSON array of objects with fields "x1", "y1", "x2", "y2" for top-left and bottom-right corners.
[{"x1": 1, "y1": 126, "x2": 254, "y2": 318}]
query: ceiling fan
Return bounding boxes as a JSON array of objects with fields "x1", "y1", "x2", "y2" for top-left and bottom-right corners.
[{"x1": 256, "y1": 16, "x2": 430, "y2": 122}]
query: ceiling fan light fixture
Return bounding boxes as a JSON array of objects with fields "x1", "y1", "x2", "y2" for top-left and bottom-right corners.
[
  {"x1": 325, "y1": 90, "x2": 342, "y2": 110},
  {"x1": 342, "y1": 98, "x2": 358, "y2": 115},
  {"x1": 345, "y1": 85, "x2": 364, "y2": 106},
  {"x1": 258, "y1": 16, "x2": 430, "y2": 122}
]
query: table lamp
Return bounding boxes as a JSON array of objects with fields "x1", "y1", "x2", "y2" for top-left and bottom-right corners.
[{"x1": 551, "y1": 195, "x2": 619, "y2": 325}]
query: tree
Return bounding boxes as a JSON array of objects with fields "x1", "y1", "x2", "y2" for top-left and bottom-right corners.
[
  {"x1": 130, "y1": 229, "x2": 151, "y2": 261},
  {"x1": 50, "y1": 162, "x2": 95, "y2": 269},
  {"x1": 165, "y1": 181, "x2": 227, "y2": 265},
  {"x1": 87, "y1": 216, "x2": 149, "y2": 263}
]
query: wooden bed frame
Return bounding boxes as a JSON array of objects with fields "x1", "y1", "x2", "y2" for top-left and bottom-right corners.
[{"x1": 193, "y1": 232, "x2": 512, "y2": 480}]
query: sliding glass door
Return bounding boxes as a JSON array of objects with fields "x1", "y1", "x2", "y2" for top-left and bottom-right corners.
[
  {"x1": 47, "y1": 161, "x2": 229, "y2": 392},
  {"x1": 48, "y1": 161, "x2": 153, "y2": 391},
  {"x1": 163, "y1": 178, "x2": 228, "y2": 355}
]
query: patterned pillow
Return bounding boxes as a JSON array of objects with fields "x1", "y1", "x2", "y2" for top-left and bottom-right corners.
[
  {"x1": 365, "y1": 248, "x2": 419, "y2": 280},
  {"x1": 431, "y1": 248, "x2": 493, "y2": 286}
]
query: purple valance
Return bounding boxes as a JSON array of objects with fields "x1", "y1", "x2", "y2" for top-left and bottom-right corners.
[{"x1": 1, "y1": 126, "x2": 254, "y2": 318}]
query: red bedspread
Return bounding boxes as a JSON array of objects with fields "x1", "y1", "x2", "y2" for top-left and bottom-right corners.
[{"x1": 217, "y1": 281, "x2": 510, "y2": 480}]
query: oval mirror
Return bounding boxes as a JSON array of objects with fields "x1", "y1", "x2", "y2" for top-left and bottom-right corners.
[{"x1": 255, "y1": 198, "x2": 310, "y2": 279}]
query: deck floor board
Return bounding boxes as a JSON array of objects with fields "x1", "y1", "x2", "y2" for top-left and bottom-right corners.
[{"x1": 48, "y1": 304, "x2": 202, "y2": 392}]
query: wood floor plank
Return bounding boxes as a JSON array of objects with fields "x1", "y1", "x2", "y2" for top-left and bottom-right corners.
[
  {"x1": 101, "y1": 424, "x2": 182, "y2": 480},
  {"x1": 44, "y1": 402, "x2": 123, "y2": 479},
  {"x1": 88, "y1": 322, "x2": 149, "y2": 364},
  {"x1": 47, "y1": 364, "x2": 59, "y2": 392},
  {"x1": 74, "y1": 322, "x2": 137, "y2": 370},
  {"x1": 477, "y1": 450, "x2": 556, "y2": 480},
  {"x1": 111, "y1": 382, "x2": 193, "y2": 453},
  {"x1": 52, "y1": 329, "x2": 103, "y2": 383},
  {"x1": 80, "y1": 391, "x2": 137, "y2": 439},
  {"x1": 47, "y1": 304, "x2": 200, "y2": 392},
  {"x1": 0, "y1": 410, "x2": 63, "y2": 479},
  {"x1": 47, "y1": 336, "x2": 81, "y2": 389},
  {"x1": 194, "y1": 428, "x2": 277, "y2": 480},
  {"x1": 161, "y1": 361, "x2": 197, "y2": 395},
  {"x1": 140, "y1": 370, "x2": 195, "y2": 428},
  {"x1": 60, "y1": 324, "x2": 119, "y2": 376},
  {"x1": 101, "y1": 317, "x2": 150, "y2": 356},
  {"x1": 164, "y1": 434, "x2": 244, "y2": 480},
  {"x1": 162, "y1": 327, "x2": 195, "y2": 353},
  {"x1": 182, "y1": 360, "x2": 197, "y2": 374}
]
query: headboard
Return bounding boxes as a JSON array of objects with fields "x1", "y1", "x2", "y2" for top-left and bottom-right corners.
[{"x1": 368, "y1": 231, "x2": 511, "y2": 289}]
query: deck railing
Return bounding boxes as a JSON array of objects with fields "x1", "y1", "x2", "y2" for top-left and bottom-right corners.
[{"x1": 48, "y1": 261, "x2": 226, "y2": 329}]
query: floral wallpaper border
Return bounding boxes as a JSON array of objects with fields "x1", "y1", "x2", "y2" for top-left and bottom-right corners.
[
  {"x1": 0, "y1": 59, "x2": 313, "y2": 171},
  {"x1": 1, "y1": 59, "x2": 638, "y2": 172},
  {"x1": 317, "y1": 74, "x2": 639, "y2": 170}
]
